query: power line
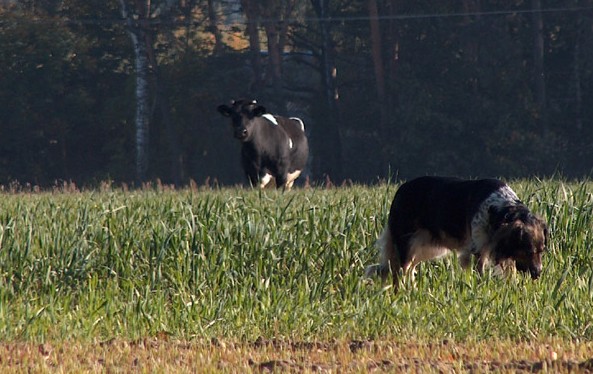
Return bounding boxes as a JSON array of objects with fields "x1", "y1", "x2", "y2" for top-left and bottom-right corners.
[
  {"x1": 1, "y1": 5, "x2": 591, "y2": 26},
  {"x1": 264, "y1": 5, "x2": 593, "y2": 24}
]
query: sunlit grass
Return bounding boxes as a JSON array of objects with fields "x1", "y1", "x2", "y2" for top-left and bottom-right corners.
[{"x1": 0, "y1": 179, "x2": 591, "y2": 343}]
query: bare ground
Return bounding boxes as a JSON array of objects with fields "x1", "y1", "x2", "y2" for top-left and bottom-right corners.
[{"x1": 2, "y1": 336, "x2": 593, "y2": 373}]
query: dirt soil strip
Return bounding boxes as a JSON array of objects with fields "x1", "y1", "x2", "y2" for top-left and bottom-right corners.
[{"x1": 1, "y1": 337, "x2": 593, "y2": 372}]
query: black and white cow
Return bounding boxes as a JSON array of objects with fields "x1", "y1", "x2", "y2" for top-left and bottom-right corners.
[{"x1": 217, "y1": 99, "x2": 309, "y2": 189}]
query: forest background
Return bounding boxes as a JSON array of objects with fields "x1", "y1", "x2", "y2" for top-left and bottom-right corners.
[{"x1": 1, "y1": 0, "x2": 592, "y2": 188}]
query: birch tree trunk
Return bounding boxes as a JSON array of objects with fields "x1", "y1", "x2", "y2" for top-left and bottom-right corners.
[{"x1": 119, "y1": 0, "x2": 151, "y2": 183}]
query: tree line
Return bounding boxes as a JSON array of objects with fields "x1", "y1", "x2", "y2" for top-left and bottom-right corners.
[{"x1": 1, "y1": 0, "x2": 592, "y2": 188}]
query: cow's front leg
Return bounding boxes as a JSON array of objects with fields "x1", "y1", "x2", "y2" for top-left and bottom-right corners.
[
  {"x1": 258, "y1": 172, "x2": 275, "y2": 188},
  {"x1": 245, "y1": 164, "x2": 260, "y2": 187},
  {"x1": 274, "y1": 160, "x2": 289, "y2": 190},
  {"x1": 241, "y1": 154, "x2": 261, "y2": 188}
]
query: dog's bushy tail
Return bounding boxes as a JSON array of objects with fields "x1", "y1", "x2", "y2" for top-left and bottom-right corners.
[{"x1": 365, "y1": 227, "x2": 397, "y2": 280}]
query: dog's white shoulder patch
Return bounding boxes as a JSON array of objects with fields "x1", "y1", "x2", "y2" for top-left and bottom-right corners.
[
  {"x1": 289, "y1": 117, "x2": 305, "y2": 132},
  {"x1": 474, "y1": 186, "x2": 520, "y2": 224},
  {"x1": 262, "y1": 113, "x2": 278, "y2": 126},
  {"x1": 494, "y1": 185, "x2": 520, "y2": 205},
  {"x1": 470, "y1": 185, "x2": 521, "y2": 254}
]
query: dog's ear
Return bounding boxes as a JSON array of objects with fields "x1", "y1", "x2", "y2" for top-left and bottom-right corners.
[
  {"x1": 495, "y1": 221, "x2": 527, "y2": 258},
  {"x1": 490, "y1": 205, "x2": 534, "y2": 231},
  {"x1": 489, "y1": 205, "x2": 516, "y2": 230},
  {"x1": 541, "y1": 219, "x2": 549, "y2": 249},
  {"x1": 510, "y1": 222, "x2": 527, "y2": 245}
]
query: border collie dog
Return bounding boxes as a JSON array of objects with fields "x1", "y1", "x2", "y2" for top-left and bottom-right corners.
[{"x1": 365, "y1": 176, "x2": 548, "y2": 287}]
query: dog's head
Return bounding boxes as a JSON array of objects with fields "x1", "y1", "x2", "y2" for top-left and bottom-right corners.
[{"x1": 490, "y1": 205, "x2": 549, "y2": 279}]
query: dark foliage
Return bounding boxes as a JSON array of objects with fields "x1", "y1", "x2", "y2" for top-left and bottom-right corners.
[{"x1": 1, "y1": 0, "x2": 592, "y2": 187}]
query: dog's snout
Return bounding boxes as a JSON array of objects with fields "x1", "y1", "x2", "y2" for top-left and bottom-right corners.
[
  {"x1": 530, "y1": 264, "x2": 542, "y2": 279},
  {"x1": 530, "y1": 270, "x2": 540, "y2": 279}
]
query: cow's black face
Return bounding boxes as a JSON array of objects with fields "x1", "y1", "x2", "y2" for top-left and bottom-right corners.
[{"x1": 217, "y1": 100, "x2": 267, "y2": 142}]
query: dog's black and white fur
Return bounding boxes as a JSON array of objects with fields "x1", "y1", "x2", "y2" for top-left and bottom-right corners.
[{"x1": 365, "y1": 176, "x2": 548, "y2": 287}]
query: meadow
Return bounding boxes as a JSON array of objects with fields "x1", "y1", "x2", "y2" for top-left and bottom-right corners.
[{"x1": 0, "y1": 179, "x2": 592, "y2": 371}]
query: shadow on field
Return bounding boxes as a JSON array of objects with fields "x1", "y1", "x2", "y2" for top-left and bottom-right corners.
[
  {"x1": 247, "y1": 338, "x2": 593, "y2": 373},
  {"x1": 2, "y1": 338, "x2": 593, "y2": 372}
]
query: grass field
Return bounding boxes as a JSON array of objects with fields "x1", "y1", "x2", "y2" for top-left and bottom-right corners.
[{"x1": 0, "y1": 179, "x2": 592, "y2": 371}]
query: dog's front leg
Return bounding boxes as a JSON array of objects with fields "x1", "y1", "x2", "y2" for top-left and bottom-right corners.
[
  {"x1": 492, "y1": 258, "x2": 517, "y2": 278},
  {"x1": 472, "y1": 247, "x2": 489, "y2": 275},
  {"x1": 458, "y1": 249, "x2": 473, "y2": 269},
  {"x1": 476, "y1": 258, "x2": 486, "y2": 275},
  {"x1": 469, "y1": 230, "x2": 492, "y2": 276}
]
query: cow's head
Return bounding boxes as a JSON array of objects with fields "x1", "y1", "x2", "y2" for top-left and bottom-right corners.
[{"x1": 217, "y1": 99, "x2": 267, "y2": 141}]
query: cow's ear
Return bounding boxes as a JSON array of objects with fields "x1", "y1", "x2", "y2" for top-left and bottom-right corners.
[
  {"x1": 252, "y1": 105, "x2": 267, "y2": 117},
  {"x1": 217, "y1": 104, "x2": 233, "y2": 117}
]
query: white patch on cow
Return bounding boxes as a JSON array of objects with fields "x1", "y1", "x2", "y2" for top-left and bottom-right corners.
[
  {"x1": 260, "y1": 173, "x2": 274, "y2": 189},
  {"x1": 288, "y1": 138, "x2": 293, "y2": 149},
  {"x1": 285, "y1": 170, "x2": 301, "y2": 190},
  {"x1": 289, "y1": 117, "x2": 305, "y2": 132},
  {"x1": 262, "y1": 113, "x2": 278, "y2": 126}
]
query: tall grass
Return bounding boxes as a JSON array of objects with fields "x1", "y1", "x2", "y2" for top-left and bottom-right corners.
[{"x1": 0, "y1": 179, "x2": 591, "y2": 342}]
